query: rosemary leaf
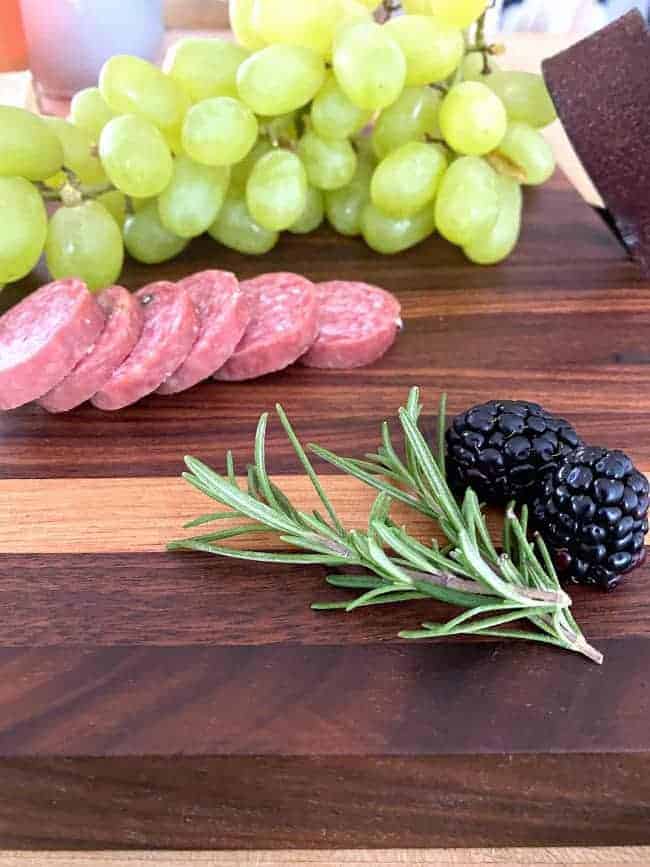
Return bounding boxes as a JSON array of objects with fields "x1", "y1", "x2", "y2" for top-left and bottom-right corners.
[{"x1": 172, "y1": 392, "x2": 603, "y2": 665}]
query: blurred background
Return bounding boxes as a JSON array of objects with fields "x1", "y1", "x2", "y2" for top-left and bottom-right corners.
[
  {"x1": 164, "y1": 0, "x2": 650, "y2": 34},
  {"x1": 500, "y1": 0, "x2": 648, "y2": 33},
  {"x1": 2, "y1": 0, "x2": 649, "y2": 78}
]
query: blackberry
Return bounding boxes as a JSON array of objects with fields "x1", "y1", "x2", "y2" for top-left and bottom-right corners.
[
  {"x1": 532, "y1": 446, "x2": 649, "y2": 591},
  {"x1": 446, "y1": 400, "x2": 582, "y2": 504}
]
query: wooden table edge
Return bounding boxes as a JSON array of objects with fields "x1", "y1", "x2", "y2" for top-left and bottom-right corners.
[{"x1": 1, "y1": 848, "x2": 650, "y2": 865}]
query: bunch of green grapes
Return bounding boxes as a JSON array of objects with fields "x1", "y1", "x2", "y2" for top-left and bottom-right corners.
[{"x1": 0, "y1": 0, "x2": 558, "y2": 292}]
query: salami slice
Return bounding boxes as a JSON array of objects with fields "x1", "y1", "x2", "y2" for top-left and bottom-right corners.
[
  {"x1": 214, "y1": 272, "x2": 318, "y2": 381},
  {"x1": 39, "y1": 286, "x2": 144, "y2": 413},
  {"x1": 301, "y1": 280, "x2": 402, "y2": 369},
  {"x1": 92, "y1": 282, "x2": 199, "y2": 411},
  {"x1": 157, "y1": 270, "x2": 250, "y2": 395},
  {"x1": 0, "y1": 279, "x2": 105, "y2": 411}
]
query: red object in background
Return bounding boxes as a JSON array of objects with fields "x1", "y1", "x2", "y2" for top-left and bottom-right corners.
[{"x1": 0, "y1": 0, "x2": 28, "y2": 71}]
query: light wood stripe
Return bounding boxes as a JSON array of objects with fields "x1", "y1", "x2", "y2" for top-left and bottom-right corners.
[
  {"x1": 2, "y1": 474, "x2": 648, "y2": 555},
  {"x1": 0, "y1": 476, "x2": 434, "y2": 554},
  {"x1": 1, "y1": 847, "x2": 649, "y2": 865}
]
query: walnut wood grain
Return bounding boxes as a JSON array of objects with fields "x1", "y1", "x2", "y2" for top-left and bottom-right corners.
[
  {"x1": 1, "y1": 552, "x2": 649, "y2": 645},
  {"x1": 0, "y1": 754, "x2": 649, "y2": 849},
  {"x1": 1, "y1": 172, "x2": 649, "y2": 849}
]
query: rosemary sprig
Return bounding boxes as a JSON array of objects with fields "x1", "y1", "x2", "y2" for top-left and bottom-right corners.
[{"x1": 168, "y1": 389, "x2": 603, "y2": 664}]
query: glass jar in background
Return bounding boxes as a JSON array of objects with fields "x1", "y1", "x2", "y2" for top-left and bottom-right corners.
[
  {"x1": 19, "y1": 0, "x2": 164, "y2": 113},
  {"x1": 0, "y1": 0, "x2": 28, "y2": 72}
]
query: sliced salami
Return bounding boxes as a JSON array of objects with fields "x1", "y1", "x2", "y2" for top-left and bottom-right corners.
[
  {"x1": 158, "y1": 270, "x2": 250, "y2": 395},
  {"x1": 301, "y1": 280, "x2": 402, "y2": 369},
  {"x1": 92, "y1": 282, "x2": 199, "y2": 411},
  {"x1": 39, "y1": 286, "x2": 144, "y2": 413},
  {"x1": 214, "y1": 272, "x2": 318, "y2": 381},
  {"x1": 0, "y1": 279, "x2": 105, "y2": 411}
]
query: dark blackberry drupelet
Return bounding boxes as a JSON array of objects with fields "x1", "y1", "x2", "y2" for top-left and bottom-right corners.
[
  {"x1": 445, "y1": 400, "x2": 582, "y2": 504},
  {"x1": 532, "y1": 446, "x2": 649, "y2": 591}
]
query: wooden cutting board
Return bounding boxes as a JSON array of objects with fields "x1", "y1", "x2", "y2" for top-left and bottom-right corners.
[{"x1": 1, "y1": 172, "x2": 649, "y2": 850}]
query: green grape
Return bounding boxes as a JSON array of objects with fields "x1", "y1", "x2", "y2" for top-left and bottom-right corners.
[
  {"x1": 402, "y1": 0, "x2": 430, "y2": 11},
  {"x1": 434, "y1": 155, "x2": 499, "y2": 245},
  {"x1": 482, "y1": 71, "x2": 557, "y2": 129},
  {"x1": 385, "y1": 15, "x2": 463, "y2": 87},
  {"x1": 429, "y1": 0, "x2": 488, "y2": 29},
  {"x1": 340, "y1": 0, "x2": 374, "y2": 21},
  {"x1": 439, "y1": 81, "x2": 507, "y2": 156},
  {"x1": 68, "y1": 87, "x2": 114, "y2": 141},
  {"x1": 167, "y1": 38, "x2": 250, "y2": 103},
  {"x1": 361, "y1": 201, "x2": 436, "y2": 254},
  {"x1": 460, "y1": 52, "x2": 498, "y2": 81},
  {"x1": 229, "y1": 0, "x2": 267, "y2": 50},
  {"x1": 0, "y1": 177, "x2": 47, "y2": 284},
  {"x1": 229, "y1": 137, "x2": 274, "y2": 194},
  {"x1": 45, "y1": 201, "x2": 124, "y2": 291},
  {"x1": 371, "y1": 142, "x2": 447, "y2": 219},
  {"x1": 333, "y1": 19, "x2": 406, "y2": 111},
  {"x1": 43, "y1": 117, "x2": 107, "y2": 186},
  {"x1": 297, "y1": 130, "x2": 357, "y2": 191},
  {"x1": 158, "y1": 155, "x2": 231, "y2": 238},
  {"x1": 237, "y1": 44, "x2": 326, "y2": 115},
  {"x1": 252, "y1": 0, "x2": 340, "y2": 58},
  {"x1": 99, "y1": 115, "x2": 173, "y2": 197},
  {"x1": 209, "y1": 191, "x2": 279, "y2": 254},
  {"x1": 246, "y1": 148, "x2": 307, "y2": 231},
  {"x1": 289, "y1": 185, "x2": 324, "y2": 234},
  {"x1": 311, "y1": 74, "x2": 371, "y2": 141},
  {"x1": 182, "y1": 96, "x2": 258, "y2": 167},
  {"x1": 99, "y1": 55, "x2": 188, "y2": 133},
  {"x1": 325, "y1": 152, "x2": 373, "y2": 237},
  {"x1": 371, "y1": 87, "x2": 441, "y2": 160},
  {"x1": 464, "y1": 174, "x2": 522, "y2": 265},
  {"x1": 0, "y1": 106, "x2": 64, "y2": 181},
  {"x1": 493, "y1": 121, "x2": 555, "y2": 186},
  {"x1": 123, "y1": 201, "x2": 188, "y2": 265},
  {"x1": 96, "y1": 190, "x2": 127, "y2": 229}
]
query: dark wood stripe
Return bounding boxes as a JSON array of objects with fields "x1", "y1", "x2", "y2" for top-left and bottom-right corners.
[
  {"x1": 3, "y1": 405, "x2": 650, "y2": 479},
  {"x1": 0, "y1": 639, "x2": 648, "y2": 756},
  {"x1": 0, "y1": 553, "x2": 648, "y2": 645},
  {"x1": 1, "y1": 753, "x2": 649, "y2": 849}
]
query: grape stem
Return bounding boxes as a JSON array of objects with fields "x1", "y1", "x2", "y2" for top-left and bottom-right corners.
[
  {"x1": 465, "y1": 4, "x2": 502, "y2": 74},
  {"x1": 375, "y1": 0, "x2": 400, "y2": 24},
  {"x1": 36, "y1": 179, "x2": 115, "y2": 202},
  {"x1": 36, "y1": 168, "x2": 115, "y2": 205}
]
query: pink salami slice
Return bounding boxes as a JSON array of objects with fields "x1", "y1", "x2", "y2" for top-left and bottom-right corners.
[
  {"x1": 92, "y1": 282, "x2": 199, "y2": 411},
  {"x1": 214, "y1": 272, "x2": 318, "y2": 381},
  {"x1": 0, "y1": 279, "x2": 105, "y2": 411},
  {"x1": 158, "y1": 270, "x2": 250, "y2": 395},
  {"x1": 301, "y1": 280, "x2": 402, "y2": 369},
  {"x1": 39, "y1": 286, "x2": 144, "y2": 413}
]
